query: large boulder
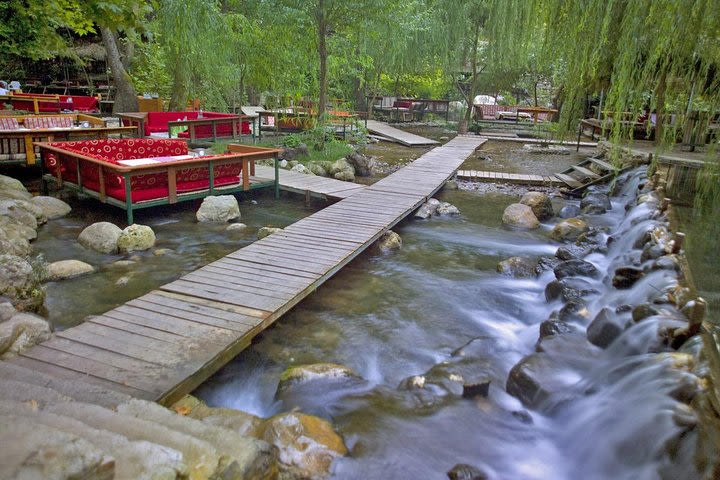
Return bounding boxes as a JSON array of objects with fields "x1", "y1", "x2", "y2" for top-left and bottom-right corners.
[
  {"x1": 45, "y1": 260, "x2": 95, "y2": 281},
  {"x1": 580, "y1": 192, "x2": 611, "y2": 215},
  {"x1": 0, "y1": 416, "x2": 110, "y2": 480},
  {"x1": 0, "y1": 229, "x2": 32, "y2": 258},
  {"x1": 0, "y1": 215, "x2": 36, "y2": 242},
  {"x1": 117, "y1": 224, "x2": 156, "y2": 253},
  {"x1": 376, "y1": 231, "x2": 402, "y2": 253},
  {"x1": 196, "y1": 195, "x2": 241, "y2": 223},
  {"x1": 0, "y1": 298, "x2": 17, "y2": 322},
  {"x1": 520, "y1": 192, "x2": 554, "y2": 221},
  {"x1": 496, "y1": 257, "x2": 537, "y2": 277},
  {"x1": 329, "y1": 159, "x2": 355, "y2": 182},
  {"x1": 30, "y1": 196, "x2": 71, "y2": 220},
  {"x1": 256, "y1": 412, "x2": 348, "y2": 479},
  {"x1": 0, "y1": 255, "x2": 34, "y2": 300},
  {"x1": 549, "y1": 218, "x2": 588, "y2": 242},
  {"x1": 502, "y1": 203, "x2": 539, "y2": 229},
  {"x1": 0, "y1": 200, "x2": 38, "y2": 229},
  {"x1": 78, "y1": 222, "x2": 122, "y2": 254},
  {"x1": 0, "y1": 312, "x2": 52, "y2": 357},
  {"x1": 344, "y1": 151, "x2": 375, "y2": 176},
  {"x1": 258, "y1": 226, "x2": 283, "y2": 240},
  {"x1": 307, "y1": 162, "x2": 328, "y2": 177},
  {"x1": 0, "y1": 175, "x2": 31, "y2": 197}
]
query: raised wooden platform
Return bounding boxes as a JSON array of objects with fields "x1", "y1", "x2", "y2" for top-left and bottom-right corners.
[
  {"x1": 480, "y1": 135, "x2": 598, "y2": 148},
  {"x1": 365, "y1": 120, "x2": 439, "y2": 146},
  {"x1": 253, "y1": 165, "x2": 366, "y2": 200},
  {"x1": 10, "y1": 135, "x2": 486, "y2": 406},
  {"x1": 456, "y1": 169, "x2": 564, "y2": 186}
]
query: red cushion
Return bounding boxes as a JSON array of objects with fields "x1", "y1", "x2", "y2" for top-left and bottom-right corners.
[
  {"x1": 393, "y1": 101, "x2": 413, "y2": 109},
  {"x1": 146, "y1": 111, "x2": 199, "y2": 135},
  {"x1": 60, "y1": 96, "x2": 99, "y2": 112}
]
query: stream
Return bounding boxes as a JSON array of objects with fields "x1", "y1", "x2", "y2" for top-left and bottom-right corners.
[{"x1": 32, "y1": 135, "x2": 706, "y2": 479}]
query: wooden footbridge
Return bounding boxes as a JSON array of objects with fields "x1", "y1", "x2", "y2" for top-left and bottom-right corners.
[
  {"x1": 365, "y1": 120, "x2": 439, "y2": 146},
  {"x1": 253, "y1": 164, "x2": 366, "y2": 200},
  {"x1": 9, "y1": 135, "x2": 486, "y2": 406}
]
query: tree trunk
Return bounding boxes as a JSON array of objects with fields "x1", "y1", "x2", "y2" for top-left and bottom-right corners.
[
  {"x1": 463, "y1": 20, "x2": 482, "y2": 124},
  {"x1": 169, "y1": 65, "x2": 188, "y2": 111},
  {"x1": 317, "y1": 0, "x2": 328, "y2": 119},
  {"x1": 655, "y1": 71, "x2": 667, "y2": 146},
  {"x1": 101, "y1": 27, "x2": 139, "y2": 114}
]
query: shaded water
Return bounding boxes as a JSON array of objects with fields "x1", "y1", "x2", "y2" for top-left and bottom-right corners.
[{"x1": 37, "y1": 191, "x2": 320, "y2": 329}]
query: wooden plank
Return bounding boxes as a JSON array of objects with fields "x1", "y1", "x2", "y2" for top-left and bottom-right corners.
[
  {"x1": 88, "y1": 315, "x2": 200, "y2": 346},
  {"x1": 107, "y1": 304, "x2": 242, "y2": 339},
  {"x1": 186, "y1": 269, "x2": 301, "y2": 296},
  {"x1": 204, "y1": 262, "x2": 314, "y2": 288},
  {"x1": 8, "y1": 355, "x2": 153, "y2": 400},
  {"x1": 56, "y1": 328, "x2": 175, "y2": 366},
  {"x1": 572, "y1": 165, "x2": 600, "y2": 178},
  {"x1": 588, "y1": 157, "x2": 615, "y2": 171},
  {"x1": 215, "y1": 256, "x2": 320, "y2": 280},
  {"x1": 161, "y1": 279, "x2": 289, "y2": 311},
  {"x1": 174, "y1": 273, "x2": 297, "y2": 301},
  {"x1": 553, "y1": 172, "x2": 584, "y2": 188}
]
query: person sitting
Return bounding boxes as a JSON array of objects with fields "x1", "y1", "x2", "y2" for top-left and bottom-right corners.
[
  {"x1": 0, "y1": 81, "x2": 9, "y2": 95},
  {"x1": 8, "y1": 81, "x2": 21, "y2": 92}
]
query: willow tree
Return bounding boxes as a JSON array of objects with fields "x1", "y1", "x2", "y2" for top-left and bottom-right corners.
[{"x1": 158, "y1": 0, "x2": 232, "y2": 110}]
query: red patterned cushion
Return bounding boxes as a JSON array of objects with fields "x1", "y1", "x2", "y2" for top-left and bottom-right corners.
[
  {"x1": 0, "y1": 117, "x2": 19, "y2": 130},
  {"x1": 23, "y1": 116, "x2": 74, "y2": 129}
]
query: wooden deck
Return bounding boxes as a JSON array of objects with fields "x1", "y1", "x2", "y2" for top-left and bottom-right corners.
[
  {"x1": 10, "y1": 135, "x2": 486, "y2": 406},
  {"x1": 253, "y1": 165, "x2": 366, "y2": 200},
  {"x1": 480, "y1": 135, "x2": 598, "y2": 148},
  {"x1": 456, "y1": 169, "x2": 564, "y2": 186},
  {"x1": 365, "y1": 120, "x2": 439, "y2": 146}
]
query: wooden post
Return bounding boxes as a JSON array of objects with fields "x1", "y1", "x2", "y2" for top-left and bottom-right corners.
[
  {"x1": 242, "y1": 158, "x2": 250, "y2": 190},
  {"x1": 167, "y1": 167, "x2": 178, "y2": 204},
  {"x1": 98, "y1": 168, "x2": 106, "y2": 201},
  {"x1": 124, "y1": 173, "x2": 133, "y2": 225},
  {"x1": 23, "y1": 135, "x2": 35, "y2": 165},
  {"x1": 687, "y1": 298, "x2": 707, "y2": 335},
  {"x1": 672, "y1": 232, "x2": 685, "y2": 253},
  {"x1": 208, "y1": 160, "x2": 215, "y2": 195}
]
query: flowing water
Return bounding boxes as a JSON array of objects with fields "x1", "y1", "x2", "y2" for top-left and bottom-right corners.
[
  {"x1": 28, "y1": 134, "x2": 703, "y2": 478},
  {"x1": 196, "y1": 169, "x2": 700, "y2": 479}
]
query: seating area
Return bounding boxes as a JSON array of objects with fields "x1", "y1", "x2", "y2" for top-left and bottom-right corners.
[
  {"x1": 118, "y1": 111, "x2": 251, "y2": 141},
  {"x1": 370, "y1": 96, "x2": 450, "y2": 122},
  {"x1": 0, "y1": 92, "x2": 101, "y2": 113},
  {"x1": 38, "y1": 138, "x2": 280, "y2": 223},
  {"x1": 0, "y1": 114, "x2": 137, "y2": 166}
]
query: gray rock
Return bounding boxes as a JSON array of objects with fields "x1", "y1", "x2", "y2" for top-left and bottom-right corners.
[
  {"x1": 0, "y1": 299, "x2": 16, "y2": 322},
  {"x1": 277, "y1": 363, "x2": 361, "y2": 395},
  {"x1": 279, "y1": 159, "x2": 289, "y2": 168},
  {"x1": 30, "y1": 196, "x2": 71, "y2": 220},
  {"x1": 580, "y1": 192, "x2": 611, "y2": 215},
  {"x1": 0, "y1": 188, "x2": 34, "y2": 202},
  {"x1": 117, "y1": 224, "x2": 156, "y2": 253},
  {"x1": 497, "y1": 257, "x2": 537, "y2": 277},
  {"x1": 333, "y1": 169, "x2": 355, "y2": 182},
  {"x1": 520, "y1": 192, "x2": 554, "y2": 221},
  {"x1": 444, "y1": 179, "x2": 459, "y2": 190},
  {"x1": 506, "y1": 353, "x2": 578, "y2": 409},
  {"x1": 587, "y1": 308, "x2": 626, "y2": 348},
  {"x1": 415, "y1": 199, "x2": 441, "y2": 219},
  {"x1": 553, "y1": 259, "x2": 600, "y2": 279},
  {"x1": 559, "y1": 204, "x2": 581, "y2": 218},
  {"x1": 345, "y1": 151, "x2": 375, "y2": 176},
  {"x1": 632, "y1": 304, "x2": 661, "y2": 322},
  {"x1": 539, "y1": 319, "x2": 575, "y2": 339},
  {"x1": 0, "y1": 175, "x2": 30, "y2": 194},
  {"x1": 558, "y1": 300, "x2": 590, "y2": 323},
  {"x1": 447, "y1": 463, "x2": 490, "y2": 480},
  {"x1": 46, "y1": 260, "x2": 95, "y2": 281},
  {"x1": 258, "y1": 226, "x2": 283, "y2": 240},
  {"x1": 0, "y1": 415, "x2": 111, "y2": 480},
  {"x1": 612, "y1": 267, "x2": 645, "y2": 289},
  {"x1": 0, "y1": 228, "x2": 32, "y2": 258},
  {"x1": 0, "y1": 200, "x2": 38, "y2": 229},
  {"x1": 152, "y1": 248, "x2": 173, "y2": 256},
  {"x1": 545, "y1": 277, "x2": 600, "y2": 303},
  {"x1": 376, "y1": 231, "x2": 402, "y2": 253},
  {"x1": 307, "y1": 162, "x2": 328, "y2": 177},
  {"x1": 550, "y1": 218, "x2": 588, "y2": 242},
  {"x1": 226, "y1": 223, "x2": 248, "y2": 232},
  {"x1": 196, "y1": 195, "x2": 241, "y2": 223},
  {"x1": 78, "y1": 222, "x2": 122, "y2": 254},
  {"x1": 502, "y1": 203, "x2": 539, "y2": 229},
  {"x1": 0, "y1": 215, "x2": 37, "y2": 241},
  {"x1": 0, "y1": 313, "x2": 52, "y2": 357},
  {"x1": 437, "y1": 202, "x2": 460, "y2": 216},
  {"x1": 291, "y1": 164, "x2": 314, "y2": 175},
  {"x1": 0, "y1": 255, "x2": 34, "y2": 300}
]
